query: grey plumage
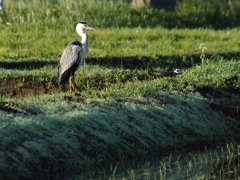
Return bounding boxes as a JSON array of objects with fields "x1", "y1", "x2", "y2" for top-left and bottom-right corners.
[
  {"x1": 58, "y1": 21, "x2": 98, "y2": 92},
  {"x1": 58, "y1": 39, "x2": 83, "y2": 88}
]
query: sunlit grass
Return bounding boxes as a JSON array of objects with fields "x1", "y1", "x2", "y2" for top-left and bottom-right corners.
[
  {"x1": 2, "y1": 0, "x2": 240, "y2": 30},
  {"x1": 1, "y1": 27, "x2": 240, "y2": 60}
]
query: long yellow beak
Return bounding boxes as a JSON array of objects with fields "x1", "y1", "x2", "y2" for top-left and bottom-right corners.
[{"x1": 87, "y1": 25, "x2": 99, "y2": 31}]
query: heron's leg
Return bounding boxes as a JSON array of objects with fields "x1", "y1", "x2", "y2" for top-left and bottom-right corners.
[
  {"x1": 69, "y1": 75, "x2": 76, "y2": 93},
  {"x1": 69, "y1": 75, "x2": 73, "y2": 94},
  {"x1": 72, "y1": 75, "x2": 76, "y2": 92}
]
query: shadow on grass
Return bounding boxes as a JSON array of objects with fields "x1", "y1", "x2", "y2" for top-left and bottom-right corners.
[
  {"x1": 0, "y1": 59, "x2": 57, "y2": 70},
  {"x1": 1, "y1": 51, "x2": 240, "y2": 70},
  {"x1": 0, "y1": 91, "x2": 240, "y2": 179}
]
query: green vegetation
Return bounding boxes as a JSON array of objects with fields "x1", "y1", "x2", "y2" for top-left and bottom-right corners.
[
  {"x1": 108, "y1": 143, "x2": 240, "y2": 179},
  {"x1": 1, "y1": 28, "x2": 240, "y2": 69},
  {"x1": 1, "y1": 62, "x2": 239, "y2": 178},
  {"x1": 1, "y1": 0, "x2": 240, "y2": 60},
  {"x1": 0, "y1": 0, "x2": 240, "y2": 179},
  {"x1": 1, "y1": 0, "x2": 240, "y2": 29}
]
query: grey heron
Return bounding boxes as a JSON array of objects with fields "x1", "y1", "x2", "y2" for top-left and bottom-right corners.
[{"x1": 58, "y1": 21, "x2": 99, "y2": 93}]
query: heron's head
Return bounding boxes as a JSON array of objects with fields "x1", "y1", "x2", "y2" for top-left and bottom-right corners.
[{"x1": 76, "y1": 21, "x2": 99, "y2": 31}]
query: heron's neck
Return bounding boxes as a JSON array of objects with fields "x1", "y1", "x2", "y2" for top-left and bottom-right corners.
[{"x1": 77, "y1": 29, "x2": 88, "y2": 45}]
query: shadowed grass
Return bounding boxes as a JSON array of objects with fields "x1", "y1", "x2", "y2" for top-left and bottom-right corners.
[
  {"x1": 107, "y1": 142, "x2": 240, "y2": 180},
  {"x1": 0, "y1": 91, "x2": 239, "y2": 179}
]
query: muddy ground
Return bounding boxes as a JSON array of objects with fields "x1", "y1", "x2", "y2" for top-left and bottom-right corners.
[
  {"x1": 0, "y1": 76, "x2": 60, "y2": 97},
  {"x1": 0, "y1": 61, "x2": 182, "y2": 98}
]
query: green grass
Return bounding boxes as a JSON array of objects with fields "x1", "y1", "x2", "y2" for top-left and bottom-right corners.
[
  {"x1": 106, "y1": 142, "x2": 240, "y2": 179},
  {"x1": 1, "y1": 0, "x2": 240, "y2": 29},
  {"x1": 0, "y1": 0, "x2": 240, "y2": 179},
  {"x1": 0, "y1": 87, "x2": 239, "y2": 179},
  {"x1": 1, "y1": 27, "x2": 240, "y2": 61},
  {"x1": 0, "y1": 58, "x2": 239, "y2": 179},
  {"x1": 1, "y1": 0, "x2": 240, "y2": 61}
]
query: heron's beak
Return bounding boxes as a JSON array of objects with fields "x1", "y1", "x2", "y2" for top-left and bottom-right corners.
[{"x1": 87, "y1": 25, "x2": 99, "y2": 31}]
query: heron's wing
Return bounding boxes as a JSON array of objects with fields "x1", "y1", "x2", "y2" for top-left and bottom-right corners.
[{"x1": 58, "y1": 39, "x2": 83, "y2": 87}]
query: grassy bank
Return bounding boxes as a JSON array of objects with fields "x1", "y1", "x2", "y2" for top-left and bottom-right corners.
[
  {"x1": 0, "y1": 87, "x2": 239, "y2": 179},
  {"x1": 0, "y1": 57, "x2": 239, "y2": 179}
]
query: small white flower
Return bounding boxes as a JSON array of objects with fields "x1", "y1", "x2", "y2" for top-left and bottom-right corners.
[
  {"x1": 199, "y1": 43, "x2": 205, "y2": 49},
  {"x1": 199, "y1": 43, "x2": 207, "y2": 51}
]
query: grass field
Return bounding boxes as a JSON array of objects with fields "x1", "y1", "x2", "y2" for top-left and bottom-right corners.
[{"x1": 0, "y1": 0, "x2": 240, "y2": 179}]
